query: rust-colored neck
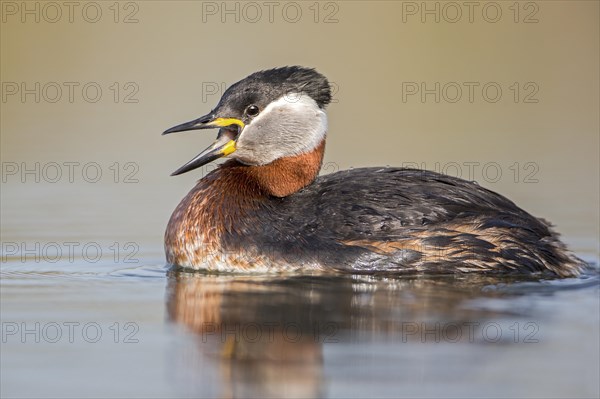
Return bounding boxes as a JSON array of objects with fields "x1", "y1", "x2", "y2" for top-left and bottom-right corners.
[
  {"x1": 165, "y1": 139, "x2": 325, "y2": 267},
  {"x1": 223, "y1": 138, "x2": 326, "y2": 198}
]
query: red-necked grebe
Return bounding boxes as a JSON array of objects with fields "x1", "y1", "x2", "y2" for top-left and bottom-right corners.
[{"x1": 163, "y1": 66, "x2": 584, "y2": 276}]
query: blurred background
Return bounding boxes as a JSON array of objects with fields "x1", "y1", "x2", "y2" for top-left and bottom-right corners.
[
  {"x1": 1, "y1": 1, "x2": 598, "y2": 258},
  {"x1": 1, "y1": 2, "x2": 599, "y2": 398}
]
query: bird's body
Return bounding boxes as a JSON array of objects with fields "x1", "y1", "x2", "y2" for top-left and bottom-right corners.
[{"x1": 164, "y1": 66, "x2": 584, "y2": 277}]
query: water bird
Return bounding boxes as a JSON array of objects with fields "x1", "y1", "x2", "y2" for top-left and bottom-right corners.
[{"x1": 163, "y1": 66, "x2": 584, "y2": 276}]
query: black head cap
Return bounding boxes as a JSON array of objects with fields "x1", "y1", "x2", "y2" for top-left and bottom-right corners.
[
  {"x1": 212, "y1": 66, "x2": 332, "y2": 122},
  {"x1": 241, "y1": 66, "x2": 332, "y2": 108}
]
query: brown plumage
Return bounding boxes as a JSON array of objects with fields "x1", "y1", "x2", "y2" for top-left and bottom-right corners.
[
  {"x1": 163, "y1": 66, "x2": 586, "y2": 276},
  {"x1": 165, "y1": 141, "x2": 326, "y2": 271}
]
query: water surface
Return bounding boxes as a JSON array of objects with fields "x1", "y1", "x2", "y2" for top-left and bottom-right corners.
[{"x1": 1, "y1": 254, "x2": 598, "y2": 398}]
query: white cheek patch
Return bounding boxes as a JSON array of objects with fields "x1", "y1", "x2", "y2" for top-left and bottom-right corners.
[{"x1": 235, "y1": 93, "x2": 328, "y2": 165}]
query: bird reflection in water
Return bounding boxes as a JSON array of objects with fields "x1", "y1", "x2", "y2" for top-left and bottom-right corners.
[{"x1": 165, "y1": 270, "x2": 556, "y2": 398}]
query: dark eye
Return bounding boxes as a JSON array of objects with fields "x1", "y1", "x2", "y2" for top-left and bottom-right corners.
[{"x1": 246, "y1": 105, "x2": 259, "y2": 116}]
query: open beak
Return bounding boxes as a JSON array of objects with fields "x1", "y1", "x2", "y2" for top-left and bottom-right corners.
[{"x1": 163, "y1": 113, "x2": 245, "y2": 176}]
